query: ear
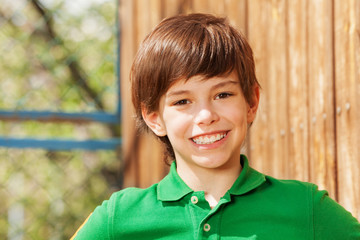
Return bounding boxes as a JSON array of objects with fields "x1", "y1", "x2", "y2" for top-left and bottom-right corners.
[
  {"x1": 141, "y1": 107, "x2": 167, "y2": 137},
  {"x1": 247, "y1": 85, "x2": 260, "y2": 123}
]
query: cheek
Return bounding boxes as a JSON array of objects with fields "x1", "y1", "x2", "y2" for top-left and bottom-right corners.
[
  {"x1": 162, "y1": 110, "x2": 191, "y2": 137},
  {"x1": 232, "y1": 114, "x2": 248, "y2": 129},
  {"x1": 221, "y1": 103, "x2": 248, "y2": 123}
]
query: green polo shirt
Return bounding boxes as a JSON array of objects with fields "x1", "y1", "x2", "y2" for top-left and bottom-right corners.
[{"x1": 72, "y1": 155, "x2": 360, "y2": 239}]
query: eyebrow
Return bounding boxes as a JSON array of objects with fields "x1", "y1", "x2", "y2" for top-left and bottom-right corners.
[
  {"x1": 210, "y1": 80, "x2": 239, "y2": 90},
  {"x1": 166, "y1": 90, "x2": 190, "y2": 98},
  {"x1": 166, "y1": 80, "x2": 239, "y2": 98}
]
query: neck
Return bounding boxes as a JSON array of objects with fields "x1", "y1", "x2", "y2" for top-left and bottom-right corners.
[{"x1": 176, "y1": 161, "x2": 242, "y2": 208}]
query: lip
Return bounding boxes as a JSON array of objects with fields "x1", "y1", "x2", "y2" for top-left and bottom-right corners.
[{"x1": 190, "y1": 130, "x2": 230, "y2": 149}]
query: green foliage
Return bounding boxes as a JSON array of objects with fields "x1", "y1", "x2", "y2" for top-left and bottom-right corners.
[{"x1": 0, "y1": 0, "x2": 117, "y2": 112}]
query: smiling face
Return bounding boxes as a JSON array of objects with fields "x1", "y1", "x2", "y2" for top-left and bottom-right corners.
[{"x1": 143, "y1": 71, "x2": 259, "y2": 172}]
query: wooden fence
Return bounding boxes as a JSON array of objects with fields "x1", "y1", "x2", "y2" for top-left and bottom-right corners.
[{"x1": 119, "y1": 0, "x2": 359, "y2": 219}]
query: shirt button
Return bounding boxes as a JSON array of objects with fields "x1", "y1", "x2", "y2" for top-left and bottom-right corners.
[
  {"x1": 203, "y1": 223, "x2": 211, "y2": 232},
  {"x1": 191, "y1": 196, "x2": 198, "y2": 204}
]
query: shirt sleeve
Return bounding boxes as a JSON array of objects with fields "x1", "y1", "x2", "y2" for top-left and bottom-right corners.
[
  {"x1": 71, "y1": 197, "x2": 113, "y2": 240},
  {"x1": 312, "y1": 185, "x2": 360, "y2": 240}
]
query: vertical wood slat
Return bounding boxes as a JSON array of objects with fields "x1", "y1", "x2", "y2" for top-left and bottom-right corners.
[
  {"x1": 208, "y1": 0, "x2": 226, "y2": 15},
  {"x1": 248, "y1": 0, "x2": 289, "y2": 179},
  {"x1": 307, "y1": 0, "x2": 336, "y2": 199},
  {"x1": 334, "y1": 0, "x2": 360, "y2": 219},
  {"x1": 135, "y1": 0, "x2": 153, "y2": 188},
  {"x1": 267, "y1": 0, "x2": 289, "y2": 179},
  {"x1": 119, "y1": 0, "x2": 138, "y2": 187},
  {"x1": 191, "y1": 0, "x2": 209, "y2": 13},
  {"x1": 225, "y1": 0, "x2": 247, "y2": 34},
  {"x1": 247, "y1": 0, "x2": 269, "y2": 173},
  {"x1": 287, "y1": 0, "x2": 309, "y2": 182}
]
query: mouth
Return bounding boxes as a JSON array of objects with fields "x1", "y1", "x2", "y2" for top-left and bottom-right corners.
[{"x1": 191, "y1": 131, "x2": 228, "y2": 145}]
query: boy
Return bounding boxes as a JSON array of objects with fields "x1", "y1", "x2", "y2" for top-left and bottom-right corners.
[{"x1": 72, "y1": 13, "x2": 360, "y2": 239}]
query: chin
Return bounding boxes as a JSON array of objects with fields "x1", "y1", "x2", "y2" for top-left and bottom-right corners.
[{"x1": 193, "y1": 156, "x2": 231, "y2": 169}]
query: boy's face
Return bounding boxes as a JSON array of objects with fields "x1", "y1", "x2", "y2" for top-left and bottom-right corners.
[{"x1": 143, "y1": 71, "x2": 259, "y2": 172}]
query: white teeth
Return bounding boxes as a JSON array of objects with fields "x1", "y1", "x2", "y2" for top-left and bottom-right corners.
[{"x1": 192, "y1": 133, "x2": 227, "y2": 145}]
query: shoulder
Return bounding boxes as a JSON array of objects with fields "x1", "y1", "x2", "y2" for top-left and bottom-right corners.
[
  {"x1": 108, "y1": 183, "x2": 160, "y2": 209},
  {"x1": 260, "y1": 175, "x2": 315, "y2": 198},
  {"x1": 263, "y1": 175, "x2": 360, "y2": 238},
  {"x1": 112, "y1": 184, "x2": 158, "y2": 198},
  {"x1": 72, "y1": 184, "x2": 160, "y2": 239},
  {"x1": 309, "y1": 184, "x2": 360, "y2": 239},
  {"x1": 252, "y1": 175, "x2": 316, "y2": 217},
  {"x1": 261, "y1": 175, "x2": 336, "y2": 214},
  {"x1": 265, "y1": 174, "x2": 312, "y2": 187}
]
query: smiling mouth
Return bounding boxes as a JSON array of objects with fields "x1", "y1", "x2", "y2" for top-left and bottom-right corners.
[{"x1": 191, "y1": 132, "x2": 228, "y2": 145}]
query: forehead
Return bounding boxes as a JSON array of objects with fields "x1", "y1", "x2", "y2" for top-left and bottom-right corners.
[{"x1": 165, "y1": 71, "x2": 240, "y2": 94}]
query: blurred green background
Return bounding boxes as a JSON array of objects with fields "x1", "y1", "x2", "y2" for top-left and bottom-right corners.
[{"x1": 0, "y1": 0, "x2": 121, "y2": 239}]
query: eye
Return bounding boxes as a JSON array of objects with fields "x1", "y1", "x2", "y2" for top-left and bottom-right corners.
[
  {"x1": 215, "y1": 92, "x2": 233, "y2": 99},
  {"x1": 174, "y1": 99, "x2": 190, "y2": 105}
]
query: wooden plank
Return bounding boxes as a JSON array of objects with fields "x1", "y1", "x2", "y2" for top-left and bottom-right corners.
[
  {"x1": 149, "y1": 0, "x2": 163, "y2": 27},
  {"x1": 135, "y1": 0, "x2": 152, "y2": 46},
  {"x1": 286, "y1": 0, "x2": 309, "y2": 182},
  {"x1": 267, "y1": 0, "x2": 289, "y2": 179},
  {"x1": 334, "y1": 0, "x2": 360, "y2": 219},
  {"x1": 307, "y1": 0, "x2": 336, "y2": 199},
  {"x1": 135, "y1": 0, "x2": 151, "y2": 188},
  {"x1": 247, "y1": 0, "x2": 270, "y2": 173},
  {"x1": 191, "y1": 0, "x2": 209, "y2": 13},
  {"x1": 208, "y1": 0, "x2": 225, "y2": 15},
  {"x1": 119, "y1": 0, "x2": 139, "y2": 187},
  {"x1": 224, "y1": 0, "x2": 247, "y2": 34},
  {"x1": 248, "y1": 0, "x2": 289, "y2": 179},
  {"x1": 163, "y1": 0, "x2": 185, "y2": 16}
]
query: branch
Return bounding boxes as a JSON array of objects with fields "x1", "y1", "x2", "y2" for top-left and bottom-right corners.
[{"x1": 30, "y1": 0, "x2": 105, "y2": 111}]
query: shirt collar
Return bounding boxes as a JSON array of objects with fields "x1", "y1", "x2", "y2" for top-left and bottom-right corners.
[
  {"x1": 228, "y1": 155, "x2": 266, "y2": 195},
  {"x1": 157, "y1": 162, "x2": 193, "y2": 201},
  {"x1": 157, "y1": 155, "x2": 266, "y2": 201}
]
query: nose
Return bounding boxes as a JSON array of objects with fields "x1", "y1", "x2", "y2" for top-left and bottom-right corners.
[{"x1": 193, "y1": 104, "x2": 220, "y2": 125}]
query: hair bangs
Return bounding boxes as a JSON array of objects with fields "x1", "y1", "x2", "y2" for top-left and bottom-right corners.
[{"x1": 168, "y1": 22, "x2": 238, "y2": 82}]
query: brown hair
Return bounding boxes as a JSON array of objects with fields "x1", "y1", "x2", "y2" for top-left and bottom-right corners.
[{"x1": 131, "y1": 13, "x2": 259, "y2": 162}]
